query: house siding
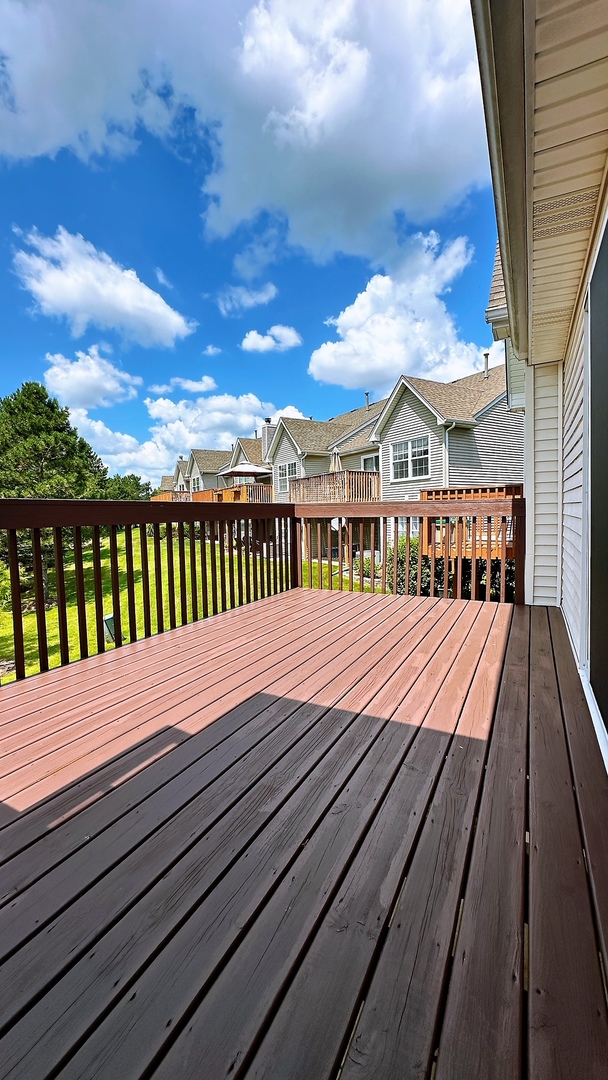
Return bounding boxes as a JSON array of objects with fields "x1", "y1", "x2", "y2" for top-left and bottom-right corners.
[
  {"x1": 561, "y1": 306, "x2": 586, "y2": 660},
  {"x1": 530, "y1": 362, "x2": 561, "y2": 606},
  {"x1": 340, "y1": 452, "x2": 366, "y2": 471},
  {"x1": 272, "y1": 429, "x2": 302, "y2": 503},
  {"x1": 379, "y1": 387, "x2": 445, "y2": 500},
  {"x1": 302, "y1": 455, "x2": 330, "y2": 478},
  {"x1": 448, "y1": 396, "x2": 525, "y2": 485}
]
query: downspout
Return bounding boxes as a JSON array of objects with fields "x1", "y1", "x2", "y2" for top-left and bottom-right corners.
[{"x1": 444, "y1": 421, "x2": 456, "y2": 486}]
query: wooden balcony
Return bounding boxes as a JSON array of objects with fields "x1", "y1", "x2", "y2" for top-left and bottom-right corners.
[
  {"x1": 0, "y1": 589, "x2": 606, "y2": 1079},
  {"x1": 192, "y1": 484, "x2": 273, "y2": 504},
  {"x1": 290, "y1": 469, "x2": 381, "y2": 504}
]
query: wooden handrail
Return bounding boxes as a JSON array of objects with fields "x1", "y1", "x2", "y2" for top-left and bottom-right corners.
[{"x1": 0, "y1": 498, "x2": 294, "y2": 529}]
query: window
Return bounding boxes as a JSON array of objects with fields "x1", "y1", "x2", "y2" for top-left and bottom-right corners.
[
  {"x1": 362, "y1": 454, "x2": 380, "y2": 472},
  {"x1": 278, "y1": 461, "x2": 297, "y2": 492},
  {"x1": 191, "y1": 476, "x2": 200, "y2": 492},
  {"x1": 391, "y1": 436, "x2": 429, "y2": 481}
]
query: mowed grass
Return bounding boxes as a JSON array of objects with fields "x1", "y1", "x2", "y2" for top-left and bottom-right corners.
[{"x1": 0, "y1": 530, "x2": 278, "y2": 683}]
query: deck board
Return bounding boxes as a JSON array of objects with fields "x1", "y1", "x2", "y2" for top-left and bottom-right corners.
[{"x1": 0, "y1": 591, "x2": 606, "y2": 1080}]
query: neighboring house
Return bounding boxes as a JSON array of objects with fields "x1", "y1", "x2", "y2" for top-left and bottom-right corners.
[
  {"x1": 370, "y1": 365, "x2": 524, "y2": 500},
  {"x1": 187, "y1": 449, "x2": 232, "y2": 493},
  {"x1": 472, "y1": 0, "x2": 608, "y2": 744},
  {"x1": 159, "y1": 474, "x2": 174, "y2": 494},
  {"x1": 217, "y1": 435, "x2": 272, "y2": 487},
  {"x1": 266, "y1": 401, "x2": 386, "y2": 502},
  {"x1": 173, "y1": 457, "x2": 190, "y2": 493}
]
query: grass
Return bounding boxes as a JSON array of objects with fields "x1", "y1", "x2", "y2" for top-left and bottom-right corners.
[{"x1": 0, "y1": 530, "x2": 277, "y2": 683}]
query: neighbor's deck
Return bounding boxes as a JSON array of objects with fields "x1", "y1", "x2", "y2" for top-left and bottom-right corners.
[{"x1": 0, "y1": 590, "x2": 607, "y2": 1080}]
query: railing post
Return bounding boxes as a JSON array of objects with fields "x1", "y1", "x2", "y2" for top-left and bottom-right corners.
[{"x1": 514, "y1": 498, "x2": 526, "y2": 605}]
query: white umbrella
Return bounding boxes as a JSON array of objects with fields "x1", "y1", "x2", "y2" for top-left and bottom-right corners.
[{"x1": 218, "y1": 463, "x2": 272, "y2": 477}]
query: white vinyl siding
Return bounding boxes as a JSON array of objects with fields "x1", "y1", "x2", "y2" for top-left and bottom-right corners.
[
  {"x1": 448, "y1": 397, "x2": 524, "y2": 485},
  {"x1": 379, "y1": 388, "x2": 444, "y2": 499},
  {"x1": 561, "y1": 307, "x2": 585, "y2": 658},
  {"x1": 272, "y1": 429, "x2": 302, "y2": 503},
  {"x1": 531, "y1": 362, "x2": 561, "y2": 605}
]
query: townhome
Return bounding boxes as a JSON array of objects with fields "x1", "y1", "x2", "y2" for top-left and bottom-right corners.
[{"x1": 186, "y1": 449, "x2": 232, "y2": 493}]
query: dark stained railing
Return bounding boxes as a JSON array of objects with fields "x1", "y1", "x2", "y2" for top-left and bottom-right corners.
[
  {"x1": 1, "y1": 500, "x2": 297, "y2": 683},
  {"x1": 0, "y1": 496, "x2": 524, "y2": 682}
]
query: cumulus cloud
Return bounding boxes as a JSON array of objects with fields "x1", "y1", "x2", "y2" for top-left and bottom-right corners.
[
  {"x1": 44, "y1": 344, "x2": 143, "y2": 409},
  {"x1": 0, "y1": 0, "x2": 488, "y2": 264},
  {"x1": 70, "y1": 392, "x2": 305, "y2": 483},
  {"x1": 309, "y1": 232, "x2": 502, "y2": 392},
  {"x1": 217, "y1": 282, "x2": 278, "y2": 317},
  {"x1": 13, "y1": 227, "x2": 197, "y2": 347},
  {"x1": 241, "y1": 324, "x2": 302, "y2": 352},
  {"x1": 148, "y1": 375, "x2": 218, "y2": 394},
  {"x1": 203, "y1": 344, "x2": 222, "y2": 356}
]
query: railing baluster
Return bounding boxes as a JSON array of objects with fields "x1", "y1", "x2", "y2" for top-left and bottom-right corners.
[
  {"x1": 258, "y1": 519, "x2": 266, "y2": 600},
  {"x1": 153, "y1": 523, "x2": 164, "y2": 633},
  {"x1": 237, "y1": 519, "x2": 245, "y2": 605},
  {"x1": 307, "y1": 521, "x2": 313, "y2": 589},
  {"x1": 108, "y1": 524, "x2": 122, "y2": 649},
  {"x1": 416, "y1": 518, "x2": 423, "y2": 597},
  {"x1": 327, "y1": 520, "x2": 332, "y2": 590},
  {"x1": 124, "y1": 524, "x2": 137, "y2": 643},
  {"x1": 317, "y1": 521, "x2": 323, "y2": 589},
  {"x1": 500, "y1": 515, "x2": 507, "y2": 603},
  {"x1": 294, "y1": 518, "x2": 302, "y2": 588},
  {"x1": 8, "y1": 529, "x2": 26, "y2": 681},
  {"x1": 251, "y1": 519, "x2": 258, "y2": 603},
  {"x1": 370, "y1": 519, "x2": 376, "y2": 594},
  {"x1": 140, "y1": 523, "x2": 152, "y2": 637},
  {"x1": 32, "y1": 527, "x2": 49, "y2": 672},
  {"x1": 177, "y1": 521, "x2": 188, "y2": 625},
  {"x1": 443, "y1": 515, "x2": 450, "y2": 598},
  {"x1": 72, "y1": 526, "x2": 88, "y2": 661},
  {"x1": 166, "y1": 522, "x2": 176, "y2": 629},
  {"x1": 405, "y1": 518, "x2": 411, "y2": 596},
  {"x1": 210, "y1": 521, "x2": 219, "y2": 614},
  {"x1": 359, "y1": 521, "x2": 364, "y2": 594},
  {"x1": 381, "y1": 517, "x2": 388, "y2": 593},
  {"x1": 272, "y1": 518, "x2": 278, "y2": 595},
  {"x1": 53, "y1": 526, "x2": 70, "y2": 664},
  {"x1": 244, "y1": 519, "x2": 251, "y2": 604},
  {"x1": 348, "y1": 520, "x2": 354, "y2": 592},
  {"x1": 430, "y1": 518, "x2": 436, "y2": 598},
  {"x1": 228, "y1": 520, "x2": 236, "y2": 609},
  {"x1": 92, "y1": 525, "x2": 106, "y2": 651},
  {"x1": 189, "y1": 522, "x2": 198, "y2": 622},
  {"x1": 277, "y1": 517, "x2": 284, "y2": 594},
  {"x1": 199, "y1": 522, "x2": 209, "y2": 619},
  {"x1": 338, "y1": 516, "x2": 344, "y2": 591},
  {"x1": 456, "y1": 516, "x2": 463, "y2": 599},
  {"x1": 471, "y1": 515, "x2": 478, "y2": 601},
  {"x1": 486, "y1": 514, "x2": 492, "y2": 602},
  {"x1": 265, "y1": 518, "x2": 272, "y2": 597}
]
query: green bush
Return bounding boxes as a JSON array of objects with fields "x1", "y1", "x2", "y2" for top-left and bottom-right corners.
[{"x1": 385, "y1": 534, "x2": 515, "y2": 601}]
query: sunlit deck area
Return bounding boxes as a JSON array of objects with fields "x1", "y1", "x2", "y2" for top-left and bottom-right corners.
[{"x1": 0, "y1": 589, "x2": 607, "y2": 1080}]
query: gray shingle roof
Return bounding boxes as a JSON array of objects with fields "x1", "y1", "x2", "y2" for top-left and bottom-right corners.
[
  {"x1": 175, "y1": 459, "x2": 188, "y2": 478},
  {"x1": 406, "y1": 365, "x2": 506, "y2": 423},
  {"x1": 159, "y1": 475, "x2": 174, "y2": 491},
  {"x1": 236, "y1": 437, "x2": 264, "y2": 465},
  {"x1": 191, "y1": 449, "x2": 232, "y2": 474},
  {"x1": 281, "y1": 399, "x2": 387, "y2": 455}
]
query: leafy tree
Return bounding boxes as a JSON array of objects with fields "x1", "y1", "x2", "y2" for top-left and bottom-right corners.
[
  {"x1": 104, "y1": 473, "x2": 153, "y2": 501},
  {"x1": 0, "y1": 382, "x2": 108, "y2": 498}
]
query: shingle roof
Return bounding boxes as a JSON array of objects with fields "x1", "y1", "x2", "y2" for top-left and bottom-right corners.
[
  {"x1": 175, "y1": 458, "x2": 188, "y2": 478},
  {"x1": 191, "y1": 449, "x2": 232, "y2": 474},
  {"x1": 236, "y1": 437, "x2": 264, "y2": 465},
  {"x1": 280, "y1": 399, "x2": 387, "y2": 455},
  {"x1": 487, "y1": 243, "x2": 507, "y2": 312},
  {"x1": 330, "y1": 420, "x2": 378, "y2": 456},
  {"x1": 159, "y1": 475, "x2": 174, "y2": 491},
  {"x1": 406, "y1": 365, "x2": 506, "y2": 423}
]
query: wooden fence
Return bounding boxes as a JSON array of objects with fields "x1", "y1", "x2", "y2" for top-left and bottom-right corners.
[
  {"x1": 0, "y1": 495, "x2": 524, "y2": 682},
  {"x1": 289, "y1": 471, "x2": 380, "y2": 504}
]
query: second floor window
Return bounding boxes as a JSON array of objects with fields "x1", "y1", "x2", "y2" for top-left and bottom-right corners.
[
  {"x1": 191, "y1": 476, "x2": 200, "y2": 492},
  {"x1": 278, "y1": 461, "x2": 297, "y2": 493},
  {"x1": 391, "y1": 436, "x2": 430, "y2": 481}
]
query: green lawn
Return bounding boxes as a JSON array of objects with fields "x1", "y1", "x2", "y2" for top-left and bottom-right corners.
[{"x1": 0, "y1": 530, "x2": 277, "y2": 683}]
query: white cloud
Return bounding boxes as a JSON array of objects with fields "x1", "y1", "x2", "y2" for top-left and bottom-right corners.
[
  {"x1": 154, "y1": 267, "x2": 173, "y2": 289},
  {"x1": 148, "y1": 375, "x2": 218, "y2": 394},
  {"x1": 0, "y1": 1, "x2": 488, "y2": 265},
  {"x1": 217, "y1": 282, "x2": 278, "y2": 316},
  {"x1": 70, "y1": 391, "x2": 305, "y2": 484},
  {"x1": 241, "y1": 324, "x2": 302, "y2": 352},
  {"x1": 44, "y1": 344, "x2": 143, "y2": 408},
  {"x1": 203, "y1": 344, "x2": 222, "y2": 356},
  {"x1": 13, "y1": 227, "x2": 197, "y2": 347},
  {"x1": 309, "y1": 231, "x2": 502, "y2": 392}
]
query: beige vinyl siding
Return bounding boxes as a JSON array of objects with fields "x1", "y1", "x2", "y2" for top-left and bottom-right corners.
[
  {"x1": 379, "y1": 387, "x2": 444, "y2": 500},
  {"x1": 338, "y1": 452, "x2": 367, "y2": 471},
  {"x1": 302, "y1": 455, "x2": 330, "y2": 478},
  {"x1": 448, "y1": 397, "x2": 524, "y2": 485},
  {"x1": 561, "y1": 308, "x2": 585, "y2": 658},
  {"x1": 532, "y1": 362, "x2": 561, "y2": 605},
  {"x1": 506, "y1": 339, "x2": 526, "y2": 410},
  {"x1": 272, "y1": 429, "x2": 302, "y2": 503}
]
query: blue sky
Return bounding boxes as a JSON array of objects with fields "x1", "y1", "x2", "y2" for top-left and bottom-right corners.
[{"x1": 0, "y1": 0, "x2": 499, "y2": 484}]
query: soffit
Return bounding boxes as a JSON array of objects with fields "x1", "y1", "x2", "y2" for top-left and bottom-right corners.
[{"x1": 530, "y1": 0, "x2": 608, "y2": 362}]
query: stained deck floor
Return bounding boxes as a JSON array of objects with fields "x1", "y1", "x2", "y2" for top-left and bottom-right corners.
[{"x1": 0, "y1": 590, "x2": 607, "y2": 1080}]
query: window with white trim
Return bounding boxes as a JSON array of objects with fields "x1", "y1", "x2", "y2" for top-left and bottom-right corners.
[
  {"x1": 361, "y1": 453, "x2": 380, "y2": 472},
  {"x1": 278, "y1": 461, "x2": 297, "y2": 492},
  {"x1": 191, "y1": 476, "x2": 200, "y2": 492},
  {"x1": 391, "y1": 436, "x2": 429, "y2": 481}
]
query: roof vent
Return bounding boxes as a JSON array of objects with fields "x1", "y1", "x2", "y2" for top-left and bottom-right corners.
[
  {"x1": 365, "y1": 391, "x2": 370, "y2": 410},
  {"x1": 264, "y1": 417, "x2": 272, "y2": 424},
  {"x1": 483, "y1": 351, "x2": 489, "y2": 379}
]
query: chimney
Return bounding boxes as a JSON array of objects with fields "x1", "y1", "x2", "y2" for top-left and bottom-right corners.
[
  {"x1": 483, "y1": 351, "x2": 489, "y2": 379},
  {"x1": 261, "y1": 418, "x2": 277, "y2": 460},
  {"x1": 365, "y1": 391, "x2": 370, "y2": 410}
]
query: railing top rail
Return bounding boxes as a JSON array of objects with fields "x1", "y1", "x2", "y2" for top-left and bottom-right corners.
[
  {"x1": 0, "y1": 498, "x2": 296, "y2": 530},
  {"x1": 293, "y1": 497, "x2": 525, "y2": 519}
]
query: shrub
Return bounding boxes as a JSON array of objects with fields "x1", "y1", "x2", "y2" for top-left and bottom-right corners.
[{"x1": 384, "y1": 535, "x2": 515, "y2": 601}]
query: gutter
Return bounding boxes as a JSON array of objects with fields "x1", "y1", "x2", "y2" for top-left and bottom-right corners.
[{"x1": 444, "y1": 421, "x2": 457, "y2": 486}]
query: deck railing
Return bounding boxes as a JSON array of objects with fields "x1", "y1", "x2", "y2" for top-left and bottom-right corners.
[
  {"x1": 294, "y1": 497, "x2": 525, "y2": 606},
  {"x1": 0, "y1": 499, "x2": 297, "y2": 682},
  {"x1": 289, "y1": 470, "x2": 381, "y2": 504},
  {"x1": 193, "y1": 484, "x2": 273, "y2": 504},
  {"x1": 0, "y1": 495, "x2": 524, "y2": 683}
]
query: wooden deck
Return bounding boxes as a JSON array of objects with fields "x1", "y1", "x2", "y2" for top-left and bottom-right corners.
[{"x1": 0, "y1": 590, "x2": 607, "y2": 1080}]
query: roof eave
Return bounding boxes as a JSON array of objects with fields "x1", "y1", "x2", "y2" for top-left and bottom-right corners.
[{"x1": 471, "y1": 0, "x2": 529, "y2": 359}]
